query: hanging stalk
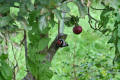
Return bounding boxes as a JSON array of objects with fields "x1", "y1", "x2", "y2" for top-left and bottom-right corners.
[{"x1": 73, "y1": 41, "x2": 77, "y2": 80}]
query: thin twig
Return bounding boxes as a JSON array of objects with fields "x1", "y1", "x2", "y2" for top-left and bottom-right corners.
[
  {"x1": 87, "y1": 7, "x2": 103, "y2": 31},
  {"x1": 88, "y1": 8, "x2": 98, "y2": 22},
  {"x1": 24, "y1": 30, "x2": 28, "y2": 69},
  {"x1": 58, "y1": 20, "x2": 60, "y2": 35},
  {"x1": 73, "y1": 41, "x2": 77, "y2": 80}
]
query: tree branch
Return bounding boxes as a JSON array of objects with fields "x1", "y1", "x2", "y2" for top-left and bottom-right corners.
[
  {"x1": 88, "y1": 8, "x2": 98, "y2": 22},
  {"x1": 46, "y1": 34, "x2": 67, "y2": 62},
  {"x1": 46, "y1": 12, "x2": 67, "y2": 61},
  {"x1": 87, "y1": 7, "x2": 102, "y2": 31}
]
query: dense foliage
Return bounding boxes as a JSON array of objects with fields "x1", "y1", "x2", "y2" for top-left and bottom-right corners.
[{"x1": 0, "y1": 0, "x2": 120, "y2": 80}]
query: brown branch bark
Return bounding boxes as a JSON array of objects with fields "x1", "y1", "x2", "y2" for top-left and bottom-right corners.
[{"x1": 46, "y1": 33, "x2": 67, "y2": 61}]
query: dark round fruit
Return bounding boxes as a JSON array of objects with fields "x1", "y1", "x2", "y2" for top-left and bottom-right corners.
[
  {"x1": 56, "y1": 40, "x2": 61, "y2": 45},
  {"x1": 73, "y1": 25, "x2": 82, "y2": 34}
]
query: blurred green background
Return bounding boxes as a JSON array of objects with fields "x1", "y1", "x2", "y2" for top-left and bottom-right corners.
[{"x1": 7, "y1": 2, "x2": 119, "y2": 80}]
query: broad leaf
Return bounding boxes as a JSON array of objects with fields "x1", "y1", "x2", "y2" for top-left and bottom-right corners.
[
  {"x1": 38, "y1": 15, "x2": 48, "y2": 31},
  {"x1": 74, "y1": 0, "x2": 87, "y2": 18},
  {"x1": 60, "y1": 3, "x2": 70, "y2": 13},
  {"x1": 26, "y1": 1, "x2": 34, "y2": 11},
  {"x1": 109, "y1": 0, "x2": 120, "y2": 9},
  {"x1": 38, "y1": 37, "x2": 50, "y2": 51},
  {"x1": 18, "y1": 3, "x2": 28, "y2": 16},
  {"x1": 28, "y1": 10, "x2": 41, "y2": 25},
  {"x1": 0, "y1": 54, "x2": 8, "y2": 60},
  {"x1": 108, "y1": 36, "x2": 114, "y2": 43},
  {"x1": 0, "y1": 16, "x2": 12, "y2": 27},
  {"x1": 49, "y1": 13, "x2": 55, "y2": 27},
  {"x1": 52, "y1": 9, "x2": 62, "y2": 20},
  {"x1": 0, "y1": 4, "x2": 10, "y2": 14},
  {"x1": 1, "y1": 61, "x2": 12, "y2": 80},
  {"x1": 99, "y1": 9, "x2": 111, "y2": 28},
  {"x1": 0, "y1": 73, "x2": 5, "y2": 80}
]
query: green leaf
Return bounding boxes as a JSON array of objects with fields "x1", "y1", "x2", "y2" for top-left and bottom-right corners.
[
  {"x1": 117, "y1": 39, "x2": 120, "y2": 52},
  {"x1": 64, "y1": 16, "x2": 79, "y2": 27},
  {"x1": 38, "y1": 37, "x2": 50, "y2": 51},
  {"x1": 49, "y1": 13, "x2": 55, "y2": 27},
  {"x1": 28, "y1": 10, "x2": 40, "y2": 25},
  {"x1": 41, "y1": 27, "x2": 51, "y2": 34},
  {"x1": 26, "y1": 1, "x2": 34, "y2": 11},
  {"x1": 49, "y1": 0, "x2": 59, "y2": 8},
  {"x1": 18, "y1": 3, "x2": 28, "y2": 16},
  {"x1": 52, "y1": 9, "x2": 62, "y2": 20},
  {"x1": 60, "y1": 3, "x2": 70, "y2": 13},
  {"x1": 0, "y1": 4, "x2": 10, "y2": 14},
  {"x1": 118, "y1": 24, "x2": 120, "y2": 38},
  {"x1": 0, "y1": 16, "x2": 12, "y2": 27},
  {"x1": 108, "y1": 36, "x2": 114, "y2": 43},
  {"x1": 0, "y1": 0, "x2": 4, "y2": 3},
  {"x1": 0, "y1": 73, "x2": 5, "y2": 80},
  {"x1": 10, "y1": 7, "x2": 19, "y2": 16},
  {"x1": 109, "y1": 0, "x2": 120, "y2": 9},
  {"x1": 64, "y1": 17, "x2": 72, "y2": 27},
  {"x1": 38, "y1": 15, "x2": 48, "y2": 31},
  {"x1": 0, "y1": 54, "x2": 8, "y2": 60},
  {"x1": 99, "y1": 8, "x2": 112, "y2": 28},
  {"x1": 74, "y1": 0, "x2": 87, "y2": 18},
  {"x1": 37, "y1": 61, "x2": 53, "y2": 80},
  {"x1": 1, "y1": 61, "x2": 12, "y2": 80},
  {"x1": 18, "y1": 17, "x2": 30, "y2": 30},
  {"x1": 39, "y1": 0, "x2": 50, "y2": 8},
  {"x1": 116, "y1": 13, "x2": 120, "y2": 22},
  {"x1": 101, "y1": 29, "x2": 110, "y2": 34},
  {"x1": 0, "y1": 25, "x2": 19, "y2": 32},
  {"x1": 108, "y1": 28, "x2": 118, "y2": 44}
]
